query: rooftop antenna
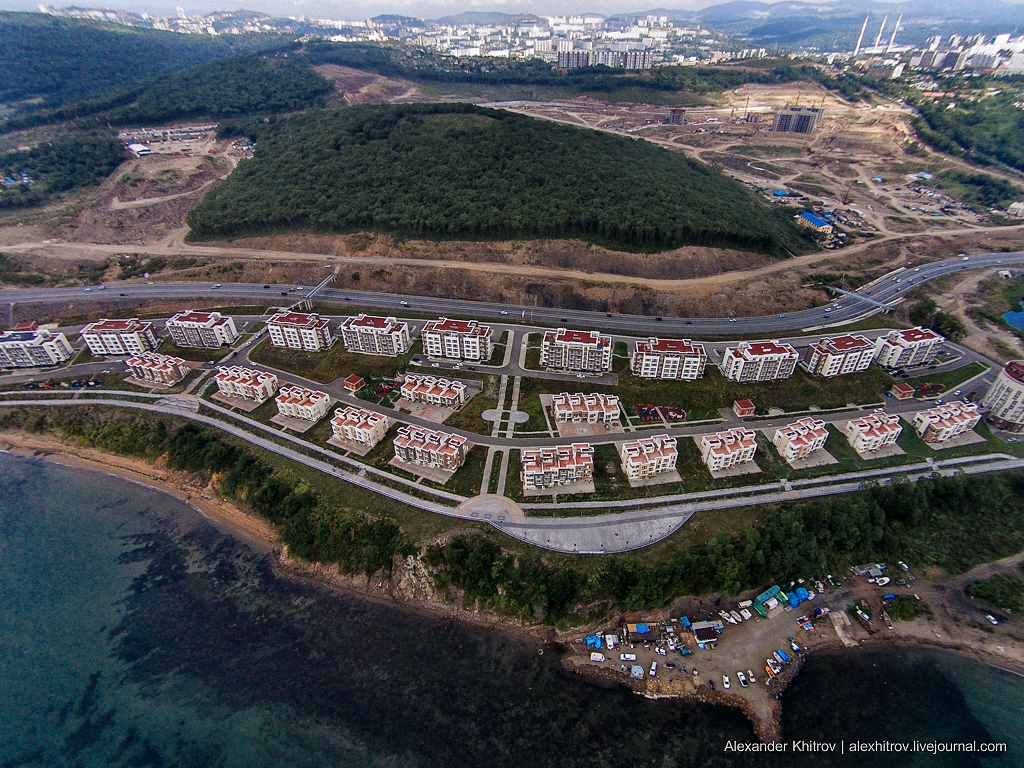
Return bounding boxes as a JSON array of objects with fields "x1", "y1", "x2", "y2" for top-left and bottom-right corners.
[
  {"x1": 873, "y1": 15, "x2": 888, "y2": 52},
  {"x1": 853, "y1": 15, "x2": 868, "y2": 57},
  {"x1": 886, "y1": 13, "x2": 902, "y2": 53}
]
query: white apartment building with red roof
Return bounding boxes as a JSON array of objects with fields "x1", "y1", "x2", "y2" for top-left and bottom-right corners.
[
  {"x1": 540, "y1": 328, "x2": 613, "y2": 373},
  {"x1": 393, "y1": 426, "x2": 467, "y2": 470},
  {"x1": 421, "y1": 317, "x2": 492, "y2": 362},
  {"x1": 81, "y1": 318, "x2": 158, "y2": 356},
  {"x1": 720, "y1": 341, "x2": 799, "y2": 382},
  {"x1": 330, "y1": 406, "x2": 389, "y2": 448},
  {"x1": 266, "y1": 311, "x2": 334, "y2": 352},
  {"x1": 913, "y1": 402, "x2": 982, "y2": 443},
  {"x1": 550, "y1": 392, "x2": 620, "y2": 425},
  {"x1": 631, "y1": 337, "x2": 707, "y2": 379},
  {"x1": 844, "y1": 412, "x2": 903, "y2": 453},
  {"x1": 700, "y1": 427, "x2": 758, "y2": 471},
  {"x1": 165, "y1": 310, "x2": 239, "y2": 348},
  {"x1": 275, "y1": 386, "x2": 331, "y2": 422},
  {"x1": 125, "y1": 351, "x2": 188, "y2": 385},
  {"x1": 521, "y1": 443, "x2": 594, "y2": 490},
  {"x1": 214, "y1": 366, "x2": 278, "y2": 402},
  {"x1": 619, "y1": 434, "x2": 678, "y2": 480},
  {"x1": 873, "y1": 327, "x2": 944, "y2": 368},
  {"x1": 337, "y1": 314, "x2": 411, "y2": 356},
  {"x1": 772, "y1": 417, "x2": 829, "y2": 462},
  {"x1": 802, "y1": 334, "x2": 876, "y2": 377},
  {"x1": 400, "y1": 374, "x2": 468, "y2": 408}
]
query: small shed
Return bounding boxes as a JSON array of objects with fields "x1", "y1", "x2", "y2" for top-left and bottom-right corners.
[
  {"x1": 733, "y1": 399, "x2": 756, "y2": 418},
  {"x1": 694, "y1": 627, "x2": 719, "y2": 644},
  {"x1": 343, "y1": 374, "x2": 366, "y2": 393},
  {"x1": 890, "y1": 382, "x2": 916, "y2": 400}
]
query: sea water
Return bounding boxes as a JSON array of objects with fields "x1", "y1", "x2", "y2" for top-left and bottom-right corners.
[{"x1": 1, "y1": 452, "x2": 1022, "y2": 767}]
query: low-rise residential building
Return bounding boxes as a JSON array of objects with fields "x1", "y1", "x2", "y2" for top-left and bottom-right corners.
[
  {"x1": 165, "y1": 310, "x2": 239, "y2": 348},
  {"x1": 891, "y1": 382, "x2": 917, "y2": 400},
  {"x1": 125, "y1": 351, "x2": 188, "y2": 385},
  {"x1": 772, "y1": 417, "x2": 829, "y2": 462},
  {"x1": 873, "y1": 327, "x2": 944, "y2": 369},
  {"x1": 266, "y1": 311, "x2": 334, "y2": 352},
  {"x1": 700, "y1": 427, "x2": 758, "y2": 472},
  {"x1": 0, "y1": 324, "x2": 74, "y2": 368},
  {"x1": 330, "y1": 406, "x2": 389, "y2": 448},
  {"x1": 540, "y1": 328, "x2": 613, "y2": 373},
  {"x1": 275, "y1": 386, "x2": 331, "y2": 422},
  {"x1": 521, "y1": 443, "x2": 594, "y2": 490},
  {"x1": 733, "y1": 399, "x2": 756, "y2": 417},
  {"x1": 551, "y1": 392, "x2": 620, "y2": 425},
  {"x1": 214, "y1": 366, "x2": 278, "y2": 402},
  {"x1": 619, "y1": 434, "x2": 678, "y2": 480},
  {"x1": 338, "y1": 314, "x2": 411, "y2": 356},
  {"x1": 982, "y1": 360, "x2": 1024, "y2": 433},
  {"x1": 802, "y1": 334, "x2": 876, "y2": 377},
  {"x1": 421, "y1": 317, "x2": 492, "y2": 362},
  {"x1": 913, "y1": 402, "x2": 982, "y2": 443},
  {"x1": 393, "y1": 426, "x2": 467, "y2": 470},
  {"x1": 81, "y1": 318, "x2": 158, "y2": 356},
  {"x1": 720, "y1": 341, "x2": 799, "y2": 382},
  {"x1": 844, "y1": 413, "x2": 903, "y2": 453},
  {"x1": 631, "y1": 337, "x2": 707, "y2": 380},
  {"x1": 400, "y1": 374, "x2": 468, "y2": 408}
]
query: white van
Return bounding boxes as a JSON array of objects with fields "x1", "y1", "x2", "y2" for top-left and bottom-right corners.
[{"x1": 649, "y1": 662, "x2": 658, "y2": 677}]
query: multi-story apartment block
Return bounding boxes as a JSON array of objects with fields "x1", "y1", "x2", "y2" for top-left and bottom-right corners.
[
  {"x1": 330, "y1": 406, "x2": 389, "y2": 448},
  {"x1": 393, "y1": 426, "x2": 468, "y2": 470},
  {"x1": 982, "y1": 360, "x2": 1024, "y2": 433},
  {"x1": 913, "y1": 402, "x2": 982, "y2": 443},
  {"x1": 720, "y1": 341, "x2": 799, "y2": 382},
  {"x1": 400, "y1": 374, "x2": 468, "y2": 408},
  {"x1": 631, "y1": 338, "x2": 707, "y2": 380},
  {"x1": 540, "y1": 328, "x2": 613, "y2": 373},
  {"x1": 338, "y1": 314, "x2": 411, "y2": 357},
  {"x1": 81, "y1": 318, "x2": 158, "y2": 356},
  {"x1": 125, "y1": 351, "x2": 188, "y2": 385},
  {"x1": 873, "y1": 327, "x2": 944, "y2": 369},
  {"x1": 165, "y1": 310, "x2": 239, "y2": 348},
  {"x1": 844, "y1": 413, "x2": 903, "y2": 453},
  {"x1": 421, "y1": 317, "x2": 492, "y2": 362},
  {"x1": 551, "y1": 392, "x2": 620, "y2": 425},
  {"x1": 266, "y1": 311, "x2": 334, "y2": 352},
  {"x1": 802, "y1": 334, "x2": 876, "y2": 377},
  {"x1": 521, "y1": 443, "x2": 595, "y2": 490},
  {"x1": 275, "y1": 386, "x2": 331, "y2": 422},
  {"x1": 214, "y1": 366, "x2": 278, "y2": 403},
  {"x1": 619, "y1": 434, "x2": 678, "y2": 480},
  {"x1": 772, "y1": 417, "x2": 830, "y2": 462},
  {"x1": 0, "y1": 324, "x2": 73, "y2": 368},
  {"x1": 700, "y1": 428, "x2": 758, "y2": 472}
]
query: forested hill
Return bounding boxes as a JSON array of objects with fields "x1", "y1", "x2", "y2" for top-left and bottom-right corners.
[{"x1": 187, "y1": 103, "x2": 811, "y2": 254}]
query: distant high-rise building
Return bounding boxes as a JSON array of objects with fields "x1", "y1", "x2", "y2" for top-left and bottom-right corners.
[{"x1": 772, "y1": 106, "x2": 822, "y2": 134}]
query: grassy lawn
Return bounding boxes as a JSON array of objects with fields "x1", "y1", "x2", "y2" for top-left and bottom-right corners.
[
  {"x1": 156, "y1": 337, "x2": 231, "y2": 363},
  {"x1": 249, "y1": 337, "x2": 421, "y2": 384},
  {"x1": 487, "y1": 331, "x2": 509, "y2": 365},
  {"x1": 903, "y1": 362, "x2": 988, "y2": 393},
  {"x1": 445, "y1": 444, "x2": 487, "y2": 497},
  {"x1": 444, "y1": 375, "x2": 500, "y2": 435},
  {"x1": 488, "y1": 450, "x2": 502, "y2": 494}
]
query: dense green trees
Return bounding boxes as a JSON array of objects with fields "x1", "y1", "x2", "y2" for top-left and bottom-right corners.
[
  {"x1": 908, "y1": 295, "x2": 968, "y2": 342},
  {"x1": 189, "y1": 103, "x2": 811, "y2": 254}
]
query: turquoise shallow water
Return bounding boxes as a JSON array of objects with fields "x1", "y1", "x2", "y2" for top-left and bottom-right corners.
[{"x1": 1, "y1": 452, "x2": 1022, "y2": 767}]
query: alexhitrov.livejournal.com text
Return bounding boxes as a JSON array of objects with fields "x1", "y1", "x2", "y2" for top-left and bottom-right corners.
[{"x1": 725, "y1": 740, "x2": 1008, "y2": 754}]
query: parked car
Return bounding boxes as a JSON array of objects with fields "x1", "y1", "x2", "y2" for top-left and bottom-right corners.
[
  {"x1": 986, "y1": 615, "x2": 1000, "y2": 626},
  {"x1": 722, "y1": 675, "x2": 731, "y2": 690}
]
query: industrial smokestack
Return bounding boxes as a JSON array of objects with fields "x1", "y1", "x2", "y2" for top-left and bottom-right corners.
[
  {"x1": 886, "y1": 13, "x2": 903, "y2": 52},
  {"x1": 873, "y1": 15, "x2": 888, "y2": 51},
  {"x1": 854, "y1": 15, "x2": 868, "y2": 57}
]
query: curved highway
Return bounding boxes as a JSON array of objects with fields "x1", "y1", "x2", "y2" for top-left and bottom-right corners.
[{"x1": 2, "y1": 252, "x2": 1021, "y2": 334}]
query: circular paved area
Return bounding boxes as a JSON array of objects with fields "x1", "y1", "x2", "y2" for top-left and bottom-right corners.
[
  {"x1": 481, "y1": 409, "x2": 530, "y2": 424},
  {"x1": 456, "y1": 494, "x2": 527, "y2": 524}
]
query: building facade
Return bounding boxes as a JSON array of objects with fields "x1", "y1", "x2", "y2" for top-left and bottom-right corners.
[
  {"x1": 0, "y1": 325, "x2": 74, "y2": 368},
  {"x1": 81, "y1": 318, "x2": 158, "y2": 356},
  {"x1": 266, "y1": 311, "x2": 334, "y2": 352},
  {"x1": 982, "y1": 360, "x2": 1024, "y2": 433},
  {"x1": 330, "y1": 406, "x2": 389, "y2": 448},
  {"x1": 338, "y1": 314, "x2": 412, "y2": 357},
  {"x1": 913, "y1": 402, "x2": 982, "y2": 443},
  {"x1": 700, "y1": 428, "x2": 758, "y2": 472},
  {"x1": 720, "y1": 341, "x2": 799, "y2": 382},
  {"x1": 125, "y1": 351, "x2": 188, "y2": 385},
  {"x1": 772, "y1": 106, "x2": 822, "y2": 133},
  {"x1": 400, "y1": 374, "x2": 468, "y2": 408},
  {"x1": 631, "y1": 337, "x2": 707, "y2": 380},
  {"x1": 619, "y1": 434, "x2": 678, "y2": 480},
  {"x1": 540, "y1": 328, "x2": 613, "y2": 373},
  {"x1": 214, "y1": 366, "x2": 278, "y2": 402},
  {"x1": 802, "y1": 334, "x2": 876, "y2": 377},
  {"x1": 550, "y1": 392, "x2": 620, "y2": 425},
  {"x1": 165, "y1": 310, "x2": 239, "y2": 348},
  {"x1": 844, "y1": 413, "x2": 903, "y2": 453},
  {"x1": 772, "y1": 417, "x2": 830, "y2": 462},
  {"x1": 421, "y1": 317, "x2": 492, "y2": 362},
  {"x1": 275, "y1": 386, "x2": 331, "y2": 422},
  {"x1": 521, "y1": 443, "x2": 595, "y2": 490},
  {"x1": 873, "y1": 327, "x2": 944, "y2": 369},
  {"x1": 393, "y1": 426, "x2": 468, "y2": 470}
]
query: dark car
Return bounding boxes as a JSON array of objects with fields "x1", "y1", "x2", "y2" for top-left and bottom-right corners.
[
  {"x1": 685, "y1": 321, "x2": 692, "y2": 325},
  {"x1": 119, "y1": 293, "x2": 127, "y2": 297},
  {"x1": 281, "y1": 292, "x2": 288, "y2": 296},
  {"x1": 656, "y1": 317, "x2": 663, "y2": 321}
]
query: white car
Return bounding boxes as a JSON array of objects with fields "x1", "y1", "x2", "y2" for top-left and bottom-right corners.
[
  {"x1": 737, "y1": 671, "x2": 748, "y2": 688},
  {"x1": 746, "y1": 669, "x2": 756, "y2": 684},
  {"x1": 211, "y1": 283, "x2": 221, "y2": 289},
  {"x1": 500, "y1": 310, "x2": 508, "y2": 315},
  {"x1": 431, "y1": 362, "x2": 440, "y2": 368},
  {"x1": 722, "y1": 675, "x2": 731, "y2": 690},
  {"x1": 986, "y1": 615, "x2": 1000, "y2": 626},
  {"x1": 400, "y1": 300, "x2": 409, "y2": 306},
  {"x1": 649, "y1": 662, "x2": 658, "y2": 677}
]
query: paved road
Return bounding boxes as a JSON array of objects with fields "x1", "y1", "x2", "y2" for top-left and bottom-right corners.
[{"x1": 2, "y1": 252, "x2": 1022, "y2": 336}]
